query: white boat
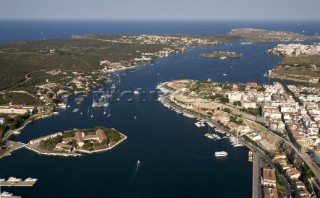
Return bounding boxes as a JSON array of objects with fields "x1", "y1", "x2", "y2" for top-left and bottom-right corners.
[
  {"x1": 57, "y1": 103, "x2": 67, "y2": 109},
  {"x1": 241, "y1": 42, "x2": 253, "y2": 45},
  {"x1": 220, "y1": 56, "x2": 227, "y2": 60},
  {"x1": 222, "y1": 73, "x2": 227, "y2": 76},
  {"x1": 214, "y1": 151, "x2": 228, "y2": 157},
  {"x1": 205, "y1": 126, "x2": 220, "y2": 140},
  {"x1": 0, "y1": 191, "x2": 13, "y2": 197},
  {"x1": 25, "y1": 178, "x2": 38, "y2": 182},
  {"x1": 233, "y1": 143, "x2": 244, "y2": 147},
  {"x1": 195, "y1": 121, "x2": 205, "y2": 127},
  {"x1": 133, "y1": 90, "x2": 139, "y2": 95},
  {"x1": 7, "y1": 177, "x2": 22, "y2": 182}
]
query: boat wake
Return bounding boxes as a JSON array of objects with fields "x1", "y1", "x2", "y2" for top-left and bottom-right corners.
[{"x1": 130, "y1": 160, "x2": 141, "y2": 184}]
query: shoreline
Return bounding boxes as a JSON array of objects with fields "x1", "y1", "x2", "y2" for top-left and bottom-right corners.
[{"x1": 157, "y1": 84, "x2": 236, "y2": 141}]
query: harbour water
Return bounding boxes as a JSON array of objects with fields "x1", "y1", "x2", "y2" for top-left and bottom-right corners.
[{"x1": 1, "y1": 20, "x2": 320, "y2": 198}]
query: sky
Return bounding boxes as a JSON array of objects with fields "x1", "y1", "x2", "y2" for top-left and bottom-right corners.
[{"x1": 1, "y1": 0, "x2": 320, "y2": 21}]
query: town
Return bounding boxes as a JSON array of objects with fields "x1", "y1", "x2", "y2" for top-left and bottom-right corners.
[{"x1": 158, "y1": 79, "x2": 320, "y2": 197}]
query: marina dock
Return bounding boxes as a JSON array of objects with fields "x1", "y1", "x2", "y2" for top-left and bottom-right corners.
[{"x1": 0, "y1": 178, "x2": 37, "y2": 187}]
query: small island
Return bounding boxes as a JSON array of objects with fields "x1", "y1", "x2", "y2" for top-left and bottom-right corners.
[
  {"x1": 26, "y1": 126, "x2": 127, "y2": 157},
  {"x1": 200, "y1": 51, "x2": 241, "y2": 59}
]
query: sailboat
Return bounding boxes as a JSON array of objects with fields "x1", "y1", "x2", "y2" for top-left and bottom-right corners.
[{"x1": 90, "y1": 109, "x2": 94, "y2": 119}]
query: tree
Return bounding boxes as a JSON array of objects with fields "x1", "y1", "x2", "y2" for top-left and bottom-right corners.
[{"x1": 276, "y1": 140, "x2": 286, "y2": 153}]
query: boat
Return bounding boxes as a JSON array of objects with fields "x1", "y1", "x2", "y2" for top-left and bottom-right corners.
[
  {"x1": 134, "y1": 116, "x2": 137, "y2": 120},
  {"x1": 25, "y1": 178, "x2": 38, "y2": 182},
  {"x1": 205, "y1": 126, "x2": 220, "y2": 140},
  {"x1": 0, "y1": 178, "x2": 5, "y2": 182},
  {"x1": 0, "y1": 191, "x2": 13, "y2": 197},
  {"x1": 248, "y1": 151, "x2": 253, "y2": 163},
  {"x1": 195, "y1": 121, "x2": 205, "y2": 127},
  {"x1": 233, "y1": 143, "x2": 244, "y2": 147},
  {"x1": 214, "y1": 151, "x2": 228, "y2": 157},
  {"x1": 7, "y1": 177, "x2": 22, "y2": 182},
  {"x1": 137, "y1": 160, "x2": 141, "y2": 164},
  {"x1": 222, "y1": 73, "x2": 227, "y2": 76},
  {"x1": 133, "y1": 90, "x2": 139, "y2": 95},
  {"x1": 241, "y1": 41, "x2": 253, "y2": 45},
  {"x1": 220, "y1": 56, "x2": 227, "y2": 60}
]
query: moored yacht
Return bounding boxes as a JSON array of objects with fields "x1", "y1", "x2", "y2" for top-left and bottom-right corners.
[
  {"x1": 0, "y1": 191, "x2": 13, "y2": 197},
  {"x1": 7, "y1": 177, "x2": 22, "y2": 182},
  {"x1": 25, "y1": 178, "x2": 38, "y2": 182}
]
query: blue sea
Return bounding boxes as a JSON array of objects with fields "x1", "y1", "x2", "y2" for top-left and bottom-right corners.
[{"x1": 0, "y1": 20, "x2": 320, "y2": 198}]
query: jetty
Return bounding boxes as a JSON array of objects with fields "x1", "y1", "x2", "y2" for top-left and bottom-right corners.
[{"x1": 0, "y1": 177, "x2": 37, "y2": 187}]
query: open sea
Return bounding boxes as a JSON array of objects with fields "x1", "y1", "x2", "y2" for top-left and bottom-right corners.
[{"x1": 0, "y1": 20, "x2": 320, "y2": 198}]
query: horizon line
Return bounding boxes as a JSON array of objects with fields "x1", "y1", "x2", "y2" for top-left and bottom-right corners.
[{"x1": 1, "y1": 18, "x2": 320, "y2": 22}]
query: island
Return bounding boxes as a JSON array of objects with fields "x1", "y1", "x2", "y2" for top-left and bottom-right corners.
[
  {"x1": 26, "y1": 126, "x2": 127, "y2": 156},
  {"x1": 200, "y1": 51, "x2": 241, "y2": 59},
  {"x1": 266, "y1": 43, "x2": 320, "y2": 84}
]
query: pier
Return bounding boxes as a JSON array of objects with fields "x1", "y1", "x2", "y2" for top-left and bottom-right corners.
[{"x1": 0, "y1": 178, "x2": 37, "y2": 187}]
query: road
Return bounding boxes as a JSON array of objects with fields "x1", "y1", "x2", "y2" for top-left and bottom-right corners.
[{"x1": 252, "y1": 152, "x2": 262, "y2": 198}]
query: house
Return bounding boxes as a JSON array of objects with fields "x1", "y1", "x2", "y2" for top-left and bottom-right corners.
[
  {"x1": 286, "y1": 168, "x2": 301, "y2": 180},
  {"x1": 295, "y1": 181, "x2": 306, "y2": 190},
  {"x1": 0, "y1": 103, "x2": 35, "y2": 115},
  {"x1": 75, "y1": 131, "x2": 85, "y2": 147},
  {"x1": 29, "y1": 132, "x2": 63, "y2": 145},
  {"x1": 55, "y1": 143, "x2": 73, "y2": 152},
  {"x1": 299, "y1": 189, "x2": 311, "y2": 198},
  {"x1": 96, "y1": 129, "x2": 107, "y2": 142},
  {"x1": 264, "y1": 187, "x2": 278, "y2": 198},
  {"x1": 262, "y1": 168, "x2": 277, "y2": 188},
  {"x1": 241, "y1": 101, "x2": 257, "y2": 109}
]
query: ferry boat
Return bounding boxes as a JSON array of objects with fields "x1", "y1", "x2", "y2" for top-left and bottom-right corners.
[
  {"x1": 214, "y1": 151, "x2": 228, "y2": 157},
  {"x1": 7, "y1": 177, "x2": 22, "y2": 182}
]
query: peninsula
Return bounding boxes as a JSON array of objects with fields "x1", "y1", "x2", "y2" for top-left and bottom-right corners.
[
  {"x1": 229, "y1": 28, "x2": 318, "y2": 42},
  {"x1": 266, "y1": 43, "x2": 320, "y2": 84},
  {"x1": 26, "y1": 126, "x2": 126, "y2": 156}
]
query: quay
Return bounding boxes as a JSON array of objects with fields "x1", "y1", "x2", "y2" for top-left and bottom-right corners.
[{"x1": 0, "y1": 179, "x2": 37, "y2": 187}]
